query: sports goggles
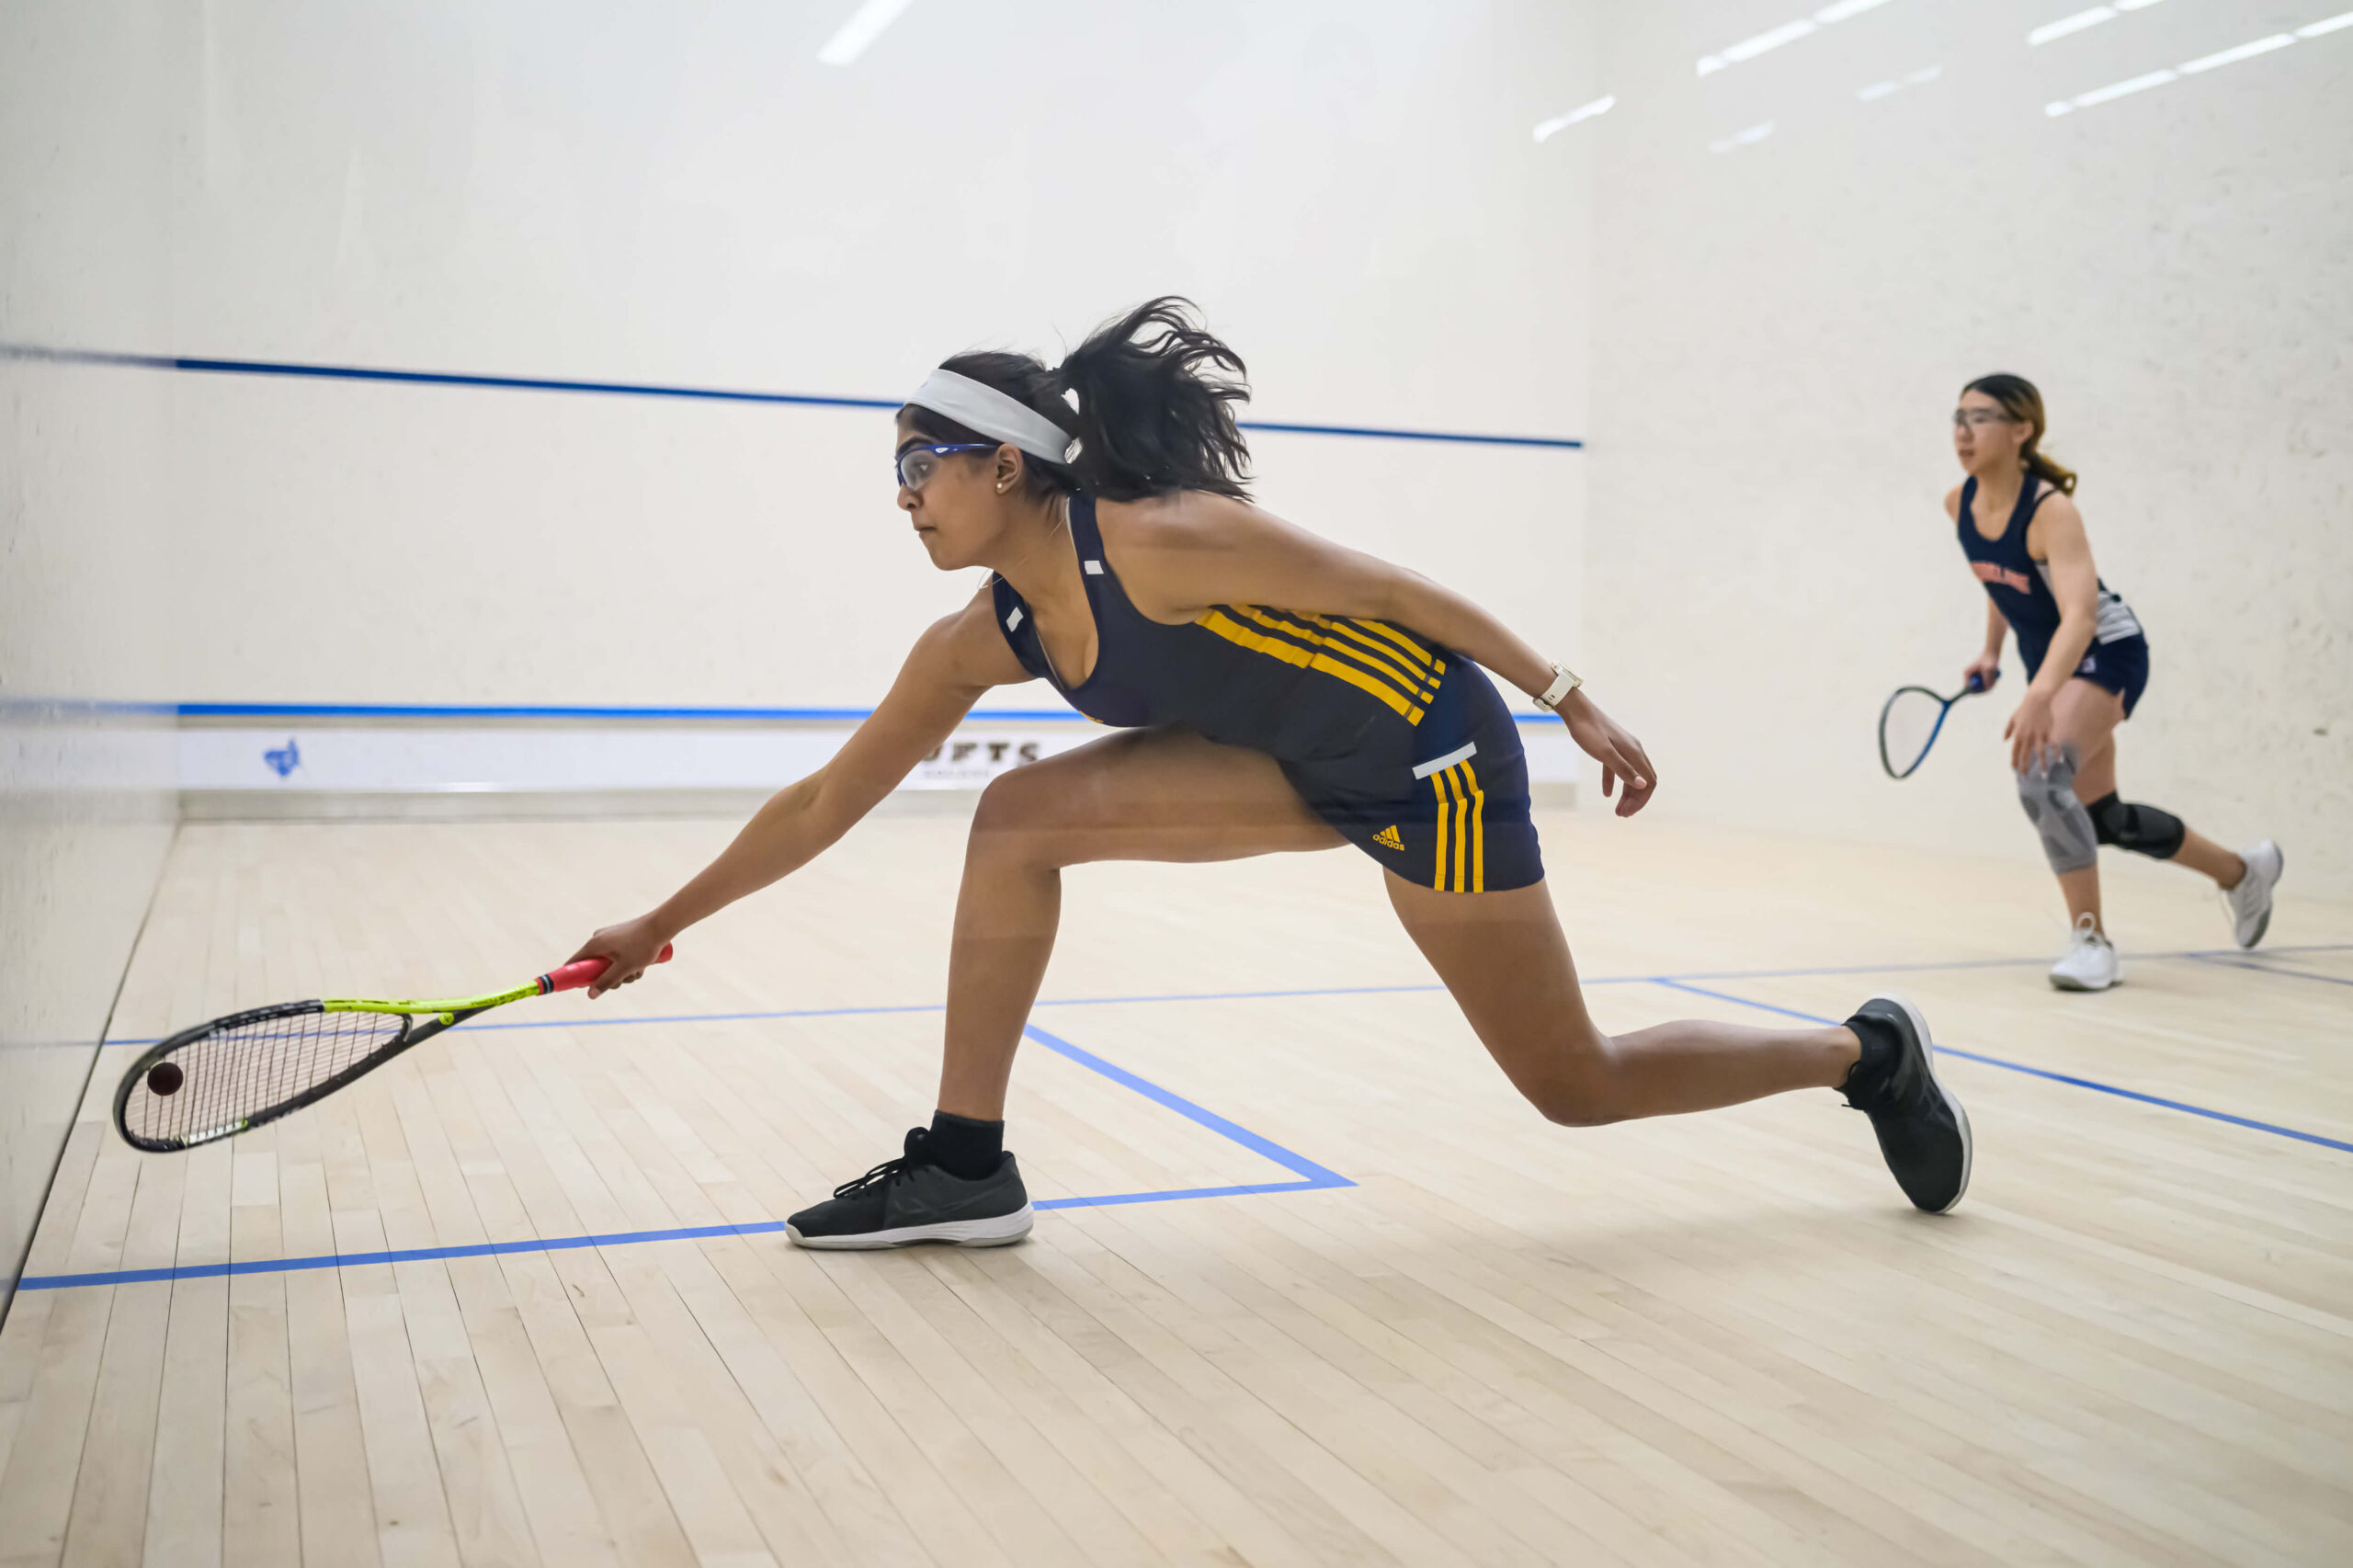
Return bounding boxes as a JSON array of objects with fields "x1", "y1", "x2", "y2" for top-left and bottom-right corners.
[{"x1": 895, "y1": 443, "x2": 997, "y2": 492}]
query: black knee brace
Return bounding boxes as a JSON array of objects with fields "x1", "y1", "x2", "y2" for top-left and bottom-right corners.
[{"x1": 2088, "y1": 792, "x2": 2186, "y2": 859}]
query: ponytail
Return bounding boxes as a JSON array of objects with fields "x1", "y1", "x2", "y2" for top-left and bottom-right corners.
[
  {"x1": 1054, "y1": 297, "x2": 1252, "y2": 501},
  {"x1": 900, "y1": 296, "x2": 1253, "y2": 503},
  {"x1": 1963, "y1": 372, "x2": 2077, "y2": 494},
  {"x1": 2024, "y1": 441, "x2": 2078, "y2": 497}
]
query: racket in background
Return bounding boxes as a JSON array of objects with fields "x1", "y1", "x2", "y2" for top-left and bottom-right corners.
[
  {"x1": 114, "y1": 946, "x2": 673, "y2": 1152},
  {"x1": 1879, "y1": 670, "x2": 1994, "y2": 779}
]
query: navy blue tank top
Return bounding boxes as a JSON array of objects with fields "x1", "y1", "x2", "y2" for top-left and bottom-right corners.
[
  {"x1": 991, "y1": 494, "x2": 1448, "y2": 762},
  {"x1": 1956, "y1": 476, "x2": 2141, "y2": 676}
]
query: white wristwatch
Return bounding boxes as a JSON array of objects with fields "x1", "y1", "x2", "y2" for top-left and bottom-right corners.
[{"x1": 1531, "y1": 661, "x2": 1584, "y2": 712}]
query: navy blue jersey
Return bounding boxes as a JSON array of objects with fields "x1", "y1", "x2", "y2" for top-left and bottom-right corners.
[
  {"x1": 1957, "y1": 476, "x2": 2142, "y2": 677},
  {"x1": 992, "y1": 493, "x2": 1449, "y2": 761},
  {"x1": 989, "y1": 492, "x2": 1546, "y2": 891}
]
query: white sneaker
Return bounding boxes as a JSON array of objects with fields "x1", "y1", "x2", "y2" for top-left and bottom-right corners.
[
  {"x1": 2225, "y1": 840, "x2": 2284, "y2": 949},
  {"x1": 2050, "y1": 914, "x2": 2120, "y2": 992}
]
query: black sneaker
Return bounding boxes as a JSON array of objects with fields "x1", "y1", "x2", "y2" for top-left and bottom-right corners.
[
  {"x1": 1844, "y1": 994, "x2": 1972, "y2": 1214},
  {"x1": 785, "y1": 1128, "x2": 1035, "y2": 1250}
]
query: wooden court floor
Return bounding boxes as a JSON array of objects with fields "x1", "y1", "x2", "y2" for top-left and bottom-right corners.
[{"x1": 3, "y1": 812, "x2": 2348, "y2": 1568}]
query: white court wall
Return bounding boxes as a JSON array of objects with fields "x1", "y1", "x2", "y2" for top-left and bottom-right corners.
[
  {"x1": 0, "y1": 3, "x2": 183, "y2": 1307},
  {"x1": 140, "y1": 0, "x2": 1595, "y2": 709},
  {"x1": 1584, "y1": 0, "x2": 2353, "y2": 901}
]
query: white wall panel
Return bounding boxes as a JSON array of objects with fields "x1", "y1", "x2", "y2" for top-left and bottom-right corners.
[
  {"x1": 0, "y1": 3, "x2": 183, "y2": 1310},
  {"x1": 168, "y1": 0, "x2": 1592, "y2": 433},
  {"x1": 95, "y1": 0, "x2": 1599, "y2": 715}
]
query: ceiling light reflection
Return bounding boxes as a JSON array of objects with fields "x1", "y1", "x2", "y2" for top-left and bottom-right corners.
[
  {"x1": 818, "y1": 0, "x2": 915, "y2": 67},
  {"x1": 2178, "y1": 34, "x2": 2295, "y2": 72},
  {"x1": 1858, "y1": 62, "x2": 1942, "y2": 101},
  {"x1": 2072, "y1": 67, "x2": 2177, "y2": 105},
  {"x1": 1697, "y1": 0, "x2": 1909, "y2": 78},
  {"x1": 1727, "y1": 19, "x2": 1819, "y2": 65},
  {"x1": 1708, "y1": 121, "x2": 1777, "y2": 153},
  {"x1": 1814, "y1": 0, "x2": 1900, "y2": 21},
  {"x1": 1533, "y1": 96, "x2": 1617, "y2": 142},
  {"x1": 2048, "y1": 10, "x2": 2347, "y2": 115},
  {"x1": 2028, "y1": 0, "x2": 2164, "y2": 47},
  {"x1": 2029, "y1": 6, "x2": 2118, "y2": 46}
]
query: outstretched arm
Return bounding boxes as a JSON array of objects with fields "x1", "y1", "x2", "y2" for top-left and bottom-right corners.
[
  {"x1": 567, "y1": 588, "x2": 1029, "y2": 993},
  {"x1": 1105, "y1": 493, "x2": 1657, "y2": 814}
]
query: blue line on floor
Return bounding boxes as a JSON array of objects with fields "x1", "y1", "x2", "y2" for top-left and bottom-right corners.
[
  {"x1": 1024, "y1": 1022, "x2": 1353, "y2": 1191},
  {"x1": 15, "y1": 1221, "x2": 795, "y2": 1290},
  {"x1": 98, "y1": 944, "x2": 2353, "y2": 1051},
  {"x1": 1036, "y1": 1179, "x2": 1334, "y2": 1210},
  {"x1": 19, "y1": 1021, "x2": 1349, "y2": 1291},
  {"x1": 2183, "y1": 952, "x2": 2353, "y2": 989},
  {"x1": 1649, "y1": 979, "x2": 2353, "y2": 1155}
]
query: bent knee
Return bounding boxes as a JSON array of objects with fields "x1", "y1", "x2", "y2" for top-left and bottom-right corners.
[
  {"x1": 971, "y1": 766, "x2": 1049, "y2": 834},
  {"x1": 1537, "y1": 1096, "x2": 1628, "y2": 1129},
  {"x1": 967, "y1": 765, "x2": 1089, "y2": 868},
  {"x1": 1524, "y1": 1049, "x2": 1631, "y2": 1127}
]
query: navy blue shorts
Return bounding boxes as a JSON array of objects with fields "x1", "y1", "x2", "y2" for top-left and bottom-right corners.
[
  {"x1": 2028, "y1": 633, "x2": 2150, "y2": 718},
  {"x1": 1279, "y1": 658, "x2": 1544, "y2": 892}
]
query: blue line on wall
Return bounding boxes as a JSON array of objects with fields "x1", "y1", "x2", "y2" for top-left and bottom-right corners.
[
  {"x1": 1240, "y1": 417, "x2": 1581, "y2": 449},
  {"x1": 175, "y1": 700, "x2": 1566, "y2": 724},
  {"x1": 176, "y1": 701, "x2": 1093, "y2": 722},
  {"x1": 3, "y1": 343, "x2": 1583, "y2": 450}
]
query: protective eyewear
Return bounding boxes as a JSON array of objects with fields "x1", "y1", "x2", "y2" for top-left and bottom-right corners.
[
  {"x1": 895, "y1": 443, "x2": 997, "y2": 492},
  {"x1": 1952, "y1": 409, "x2": 2018, "y2": 429}
]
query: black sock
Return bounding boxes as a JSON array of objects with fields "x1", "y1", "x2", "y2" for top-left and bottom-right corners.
[
  {"x1": 923, "y1": 1110, "x2": 1005, "y2": 1179},
  {"x1": 1841, "y1": 1012, "x2": 1900, "y2": 1101}
]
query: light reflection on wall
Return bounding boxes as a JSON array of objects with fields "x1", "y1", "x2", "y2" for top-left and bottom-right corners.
[{"x1": 2048, "y1": 13, "x2": 2353, "y2": 116}]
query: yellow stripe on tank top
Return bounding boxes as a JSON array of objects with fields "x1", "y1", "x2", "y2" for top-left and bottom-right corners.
[
  {"x1": 1344, "y1": 616, "x2": 1446, "y2": 698},
  {"x1": 1230, "y1": 606, "x2": 1432, "y2": 706},
  {"x1": 1278, "y1": 611, "x2": 1437, "y2": 698},
  {"x1": 1354, "y1": 618, "x2": 1438, "y2": 672},
  {"x1": 1196, "y1": 608, "x2": 1427, "y2": 723}
]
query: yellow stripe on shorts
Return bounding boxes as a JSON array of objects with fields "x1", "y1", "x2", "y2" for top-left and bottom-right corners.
[
  {"x1": 1431, "y1": 768, "x2": 1453, "y2": 889},
  {"x1": 1461, "y1": 761, "x2": 1485, "y2": 892},
  {"x1": 1429, "y1": 762, "x2": 1486, "y2": 892}
]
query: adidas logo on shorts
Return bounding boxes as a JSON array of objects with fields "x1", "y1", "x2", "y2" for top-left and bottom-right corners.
[{"x1": 1373, "y1": 825, "x2": 1404, "y2": 851}]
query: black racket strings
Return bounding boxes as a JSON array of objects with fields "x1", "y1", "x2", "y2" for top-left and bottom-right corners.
[{"x1": 123, "y1": 1007, "x2": 406, "y2": 1145}]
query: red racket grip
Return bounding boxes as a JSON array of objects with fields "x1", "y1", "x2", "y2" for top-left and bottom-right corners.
[{"x1": 540, "y1": 944, "x2": 675, "y2": 994}]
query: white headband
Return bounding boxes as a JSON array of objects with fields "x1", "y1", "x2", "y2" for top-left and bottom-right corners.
[{"x1": 906, "y1": 368, "x2": 1078, "y2": 464}]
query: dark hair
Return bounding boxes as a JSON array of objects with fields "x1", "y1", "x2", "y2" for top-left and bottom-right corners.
[
  {"x1": 1962, "y1": 372, "x2": 2077, "y2": 494},
  {"x1": 900, "y1": 296, "x2": 1253, "y2": 502}
]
